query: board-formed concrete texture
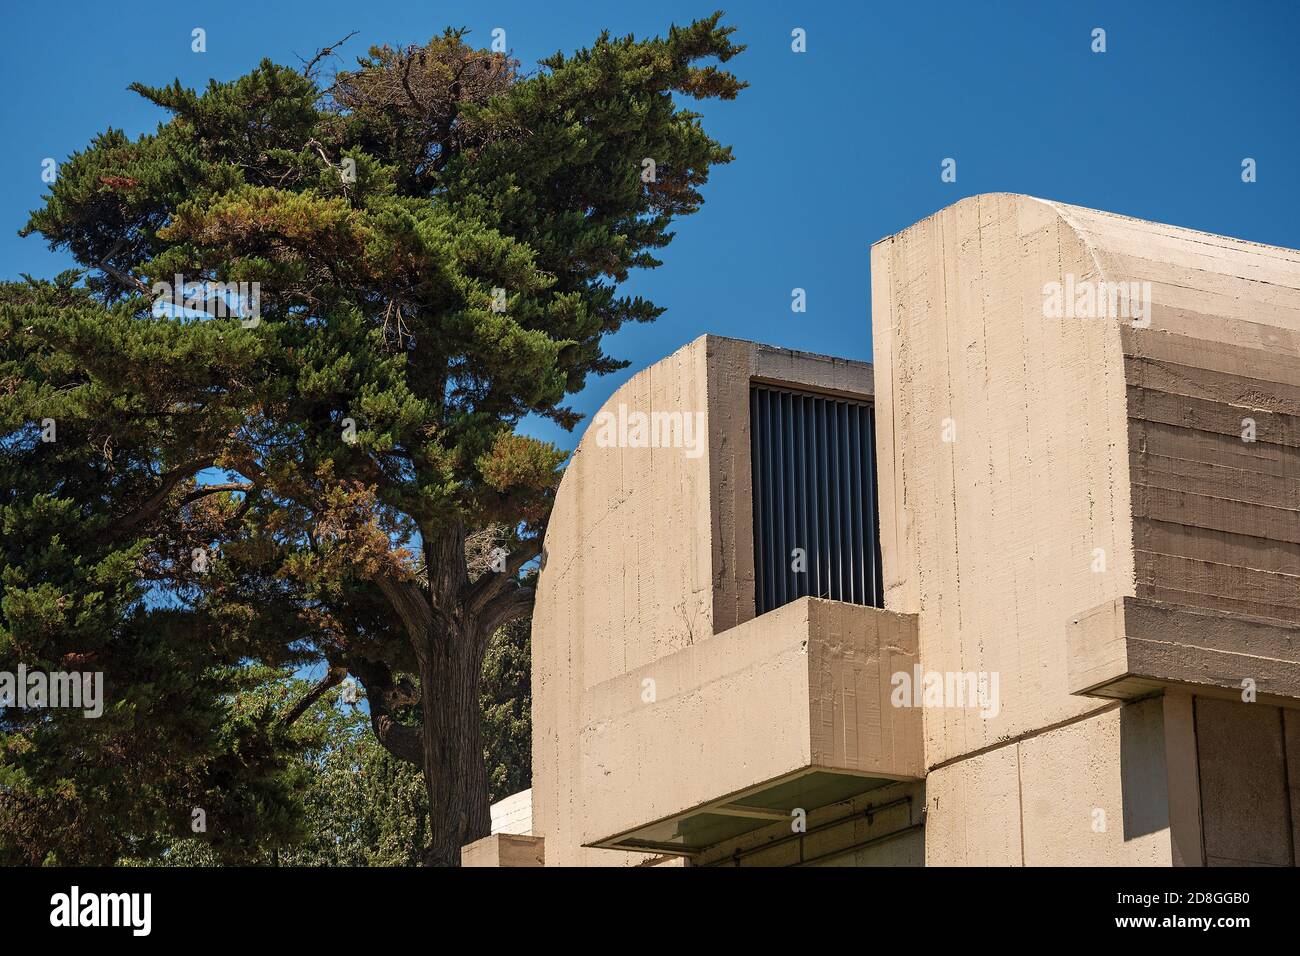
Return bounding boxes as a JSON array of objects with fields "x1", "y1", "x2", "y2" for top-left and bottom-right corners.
[
  {"x1": 487, "y1": 788, "x2": 532, "y2": 836},
  {"x1": 581, "y1": 597, "x2": 922, "y2": 854},
  {"x1": 486, "y1": 194, "x2": 1300, "y2": 867},
  {"x1": 1068, "y1": 597, "x2": 1300, "y2": 701},
  {"x1": 529, "y1": 336, "x2": 901, "y2": 865},
  {"x1": 461, "y1": 833, "x2": 545, "y2": 868},
  {"x1": 872, "y1": 193, "x2": 1300, "y2": 866}
]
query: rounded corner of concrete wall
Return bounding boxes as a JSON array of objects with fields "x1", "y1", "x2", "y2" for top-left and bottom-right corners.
[{"x1": 530, "y1": 337, "x2": 716, "y2": 865}]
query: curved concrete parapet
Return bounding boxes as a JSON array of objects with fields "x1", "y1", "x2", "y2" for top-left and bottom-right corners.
[
  {"x1": 873, "y1": 193, "x2": 1300, "y2": 866},
  {"x1": 529, "y1": 336, "x2": 918, "y2": 865}
]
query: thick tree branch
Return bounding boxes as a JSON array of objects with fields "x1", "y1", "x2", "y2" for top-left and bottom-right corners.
[
  {"x1": 92, "y1": 239, "x2": 150, "y2": 296},
  {"x1": 374, "y1": 572, "x2": 433, "y2": 642},
  {"x1": 279, "y1": 665, "x2": 346, "y2": 727},
  {"x1": 112, "y1": 456, "x2": 215, "y2": 535},
  {"x1": 368, "y1": 708, "x2": 424, "y2": 766},
  {"x1": 180, "y1": 481, "x2": 254, "y2": 505},
  {"x1": 478, "y1": 585, "x2": 535, "y2": 642},
  {"x1": 350, "y1": 659, "x2": 424, "y2": 766},
  {"x1": 466, "y1": 533, "x2": 541, "y2": 615}
]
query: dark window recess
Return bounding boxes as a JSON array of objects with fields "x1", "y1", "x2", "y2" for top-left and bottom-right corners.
[{"x1": 750, "y1": 384, "x2": 884, "y2": 615}]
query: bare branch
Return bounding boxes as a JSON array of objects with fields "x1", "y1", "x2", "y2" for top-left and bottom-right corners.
[
  {"x1": 302, "y1": 30, "x2": 359, "y2": 79},
  {"x1": 399, "y1": 48, "x2": 420, "y2": 109},
  {"x1": 95, "y1": 258, "x2": 150, "y2": 296},
  {"x1": 302, "y1": 137, "x2": 354, "y2": 200}
]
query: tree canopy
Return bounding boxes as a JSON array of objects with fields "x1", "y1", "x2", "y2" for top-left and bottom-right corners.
[{"x1": 1, "y1": 13, "x2": 743, "y2": 864}]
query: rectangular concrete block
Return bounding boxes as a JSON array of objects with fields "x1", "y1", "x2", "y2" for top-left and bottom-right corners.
[
  {"x1": 1069, "y1": 596, "x2": 1300, "y2": 701},
  {"x1": 579, "y1": 598, "x2": 922, "y2": 852},
  {"x1": 460, "y1": 833, "x2": 545, "y2": 868}
]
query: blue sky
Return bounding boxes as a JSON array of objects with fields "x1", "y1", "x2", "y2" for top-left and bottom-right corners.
[{"x1": 4, "y1": 0, "x2": 1299, "y2": 451}]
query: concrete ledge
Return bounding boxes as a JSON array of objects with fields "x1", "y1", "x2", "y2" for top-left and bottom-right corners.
[
  {"x1": 579, "y1": 598, "x2": 922, "y2": 854},
  {"x1": 1068, "y1": 596, "x2": 1300, "y2": 701},
  {"x1": 460, "y1": 833, "x2": 545, "y2": 868}
]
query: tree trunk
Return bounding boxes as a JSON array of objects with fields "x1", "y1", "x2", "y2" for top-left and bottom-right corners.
[{"x1": 417, "y1": 628, "x2": 492, "y2": 867}]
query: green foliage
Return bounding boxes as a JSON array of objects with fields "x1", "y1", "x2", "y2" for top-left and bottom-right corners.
[
  {"x1": 140, "y1": 662, "x2": 531, "y2": 867},
  {"x1": 262, "y1": 684, "x2": 431, "y2": 868},
  {"x1": 0, "y1": 276, "x2": 310, "y2": 863},
  {"x1": 281, "y1": 719, "x2": 429, "y2": 867},
  {"x1": 481, "y1": 620, "x2": 530, "y2": 803},
  {"x1": 126, "y1": 679, "x2": 422, "y2": 867},
  {"x1": 2, "y1": 12, "x2": 741, "y2": 863}
]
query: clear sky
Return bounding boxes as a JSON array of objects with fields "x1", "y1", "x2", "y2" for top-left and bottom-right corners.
[{"x1": 4, "y1": 0, "x2": 1299, "y2": 451}]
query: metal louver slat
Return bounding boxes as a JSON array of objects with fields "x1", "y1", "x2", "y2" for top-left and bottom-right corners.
[{"x1": 750, "y1": 385, "x2": 883, "y2": 615}]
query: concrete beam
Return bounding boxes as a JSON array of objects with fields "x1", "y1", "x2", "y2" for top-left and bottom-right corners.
[{"x1": 1068, "y1": 596, "x2": 1300, "y2": 702}]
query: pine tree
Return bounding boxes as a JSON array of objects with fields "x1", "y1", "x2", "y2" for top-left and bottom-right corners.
[
  {"x1": 8, "y1": 13, "x2": 744, "y2": 865},
  {"x1": 0, "y1": 278, "x2": 317, "y2": 863}
]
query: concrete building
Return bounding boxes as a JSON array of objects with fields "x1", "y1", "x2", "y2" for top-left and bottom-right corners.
[{"x1": 464, "y1": 193, "x2": 1300, "y2": 868}]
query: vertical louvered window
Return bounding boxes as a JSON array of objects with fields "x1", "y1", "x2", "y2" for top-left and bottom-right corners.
[{"x1": 750, "y1": 385, "x2": 883, "y2": 614}]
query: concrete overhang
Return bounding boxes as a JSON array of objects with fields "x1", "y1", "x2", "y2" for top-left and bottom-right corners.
[
  {"x1": 579, "y1": 597, "x2": 922, "y2": 856},
  {"x1": 1068, "y1": 596, "x2": 1300, "y2": 702}
]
